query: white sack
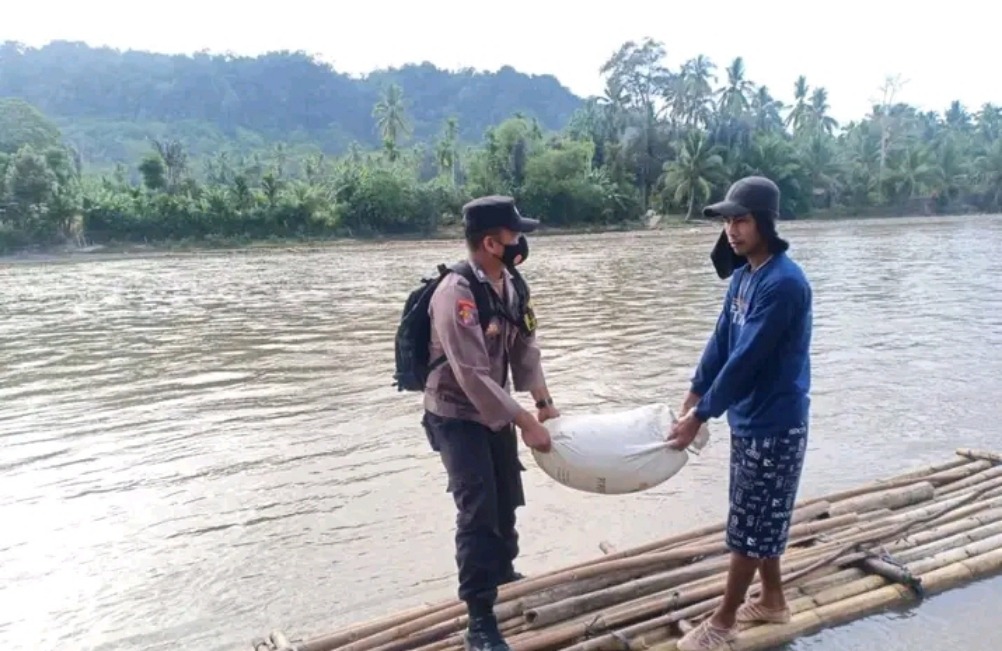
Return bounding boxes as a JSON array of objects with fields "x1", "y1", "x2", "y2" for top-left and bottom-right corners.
[{"x1": 530, "y1": 403, "x2": 710, "y2": 495}]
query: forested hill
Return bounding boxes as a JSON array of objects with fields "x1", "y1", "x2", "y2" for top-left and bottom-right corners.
[{"x1": 0, "y1": 40, "x2": 584, "y2": 165}]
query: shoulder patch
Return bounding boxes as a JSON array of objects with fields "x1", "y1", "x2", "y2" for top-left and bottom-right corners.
[
  {"x1": 456, "y1": 298, "x2": 478, "y2": 327},
  {"x1": 523, "y1": 297, "x2": 537, "y2": 333}
]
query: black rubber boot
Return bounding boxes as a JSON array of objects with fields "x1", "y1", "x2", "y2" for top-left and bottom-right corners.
[
  {"x1": 499, "y1": 570, "x2": 525, "y2": 585},
  {"x1": 463, "y1": 606, "x2": 510, "y2": 651}
]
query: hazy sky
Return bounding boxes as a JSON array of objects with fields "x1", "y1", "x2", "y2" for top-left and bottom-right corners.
[{"x1": 3, "y1": 0, "x2": 989, "y2": 126}]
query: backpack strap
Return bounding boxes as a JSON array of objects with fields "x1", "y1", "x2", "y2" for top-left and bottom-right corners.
[
  {"x1": 450, "y1": 260, "x2": 510, "y2": 389},
  {"x1": 507, "y1": 265, "x2": 537, "y2": 336},
  {"x1": 449, "y1": 260, "x2": 496, "y2": 332},
  {"x1": 424, "y1": 260, "x2": 496, "y2": 378},
  {"x1": 425, "y1": 260, "x2": 537, "y2": 390}
]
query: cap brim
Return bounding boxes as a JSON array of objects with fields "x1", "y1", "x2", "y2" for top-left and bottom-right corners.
[
  {"x1": 513, "y1": 217, "x2": 540, "y2": 233},
  {"x1": 702, "y1": 201, "x2": 749, "y2": 219}
]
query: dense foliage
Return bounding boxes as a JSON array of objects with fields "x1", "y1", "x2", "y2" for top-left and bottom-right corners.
[{"x1": 1, "y1": 38, "x2": 1000, "y2": 253}]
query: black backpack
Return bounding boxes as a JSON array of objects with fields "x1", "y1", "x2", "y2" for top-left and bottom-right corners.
[{"x1": 392, "y1": 260, "x2": 535, "y2": 393}]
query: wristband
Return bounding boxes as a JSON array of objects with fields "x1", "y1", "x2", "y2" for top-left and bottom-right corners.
[{"x1": 535, "y1": 397, "x2": 554, "y2": 409}]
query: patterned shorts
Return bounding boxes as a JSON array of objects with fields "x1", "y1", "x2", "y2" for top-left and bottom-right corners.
[{"x1": 726, "y1": 427, "x2": 808, "y2": 559}]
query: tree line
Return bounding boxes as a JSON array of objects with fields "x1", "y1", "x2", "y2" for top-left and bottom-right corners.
[
  {"x1": 1, "y1": 37, "x2": 1000, "y2": 253},
  {"x1": 0, "y1": 40, "x2": 581, "y2": 162}
]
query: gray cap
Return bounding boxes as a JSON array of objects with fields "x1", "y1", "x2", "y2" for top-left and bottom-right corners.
[{"x1": 702, "y1": 176, "x2": 780, "y2": 219}]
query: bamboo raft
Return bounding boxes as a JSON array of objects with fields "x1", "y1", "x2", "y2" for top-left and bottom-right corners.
[{"x1": 252, "y1": 447, "x2": 1002, "y2": 651}]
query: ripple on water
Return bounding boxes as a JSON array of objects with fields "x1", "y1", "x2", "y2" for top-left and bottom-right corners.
[{"x1": 1, "y1": 215, "x2": 1002, "y2": 650}]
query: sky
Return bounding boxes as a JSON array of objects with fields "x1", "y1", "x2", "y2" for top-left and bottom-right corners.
[{"x1": 2, "y1": 0, "x2": 992, "y2": 126}]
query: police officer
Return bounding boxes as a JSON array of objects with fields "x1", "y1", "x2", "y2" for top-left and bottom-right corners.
[{"x1": 422, "y1": 195, "x2": 558, "y2": 651}]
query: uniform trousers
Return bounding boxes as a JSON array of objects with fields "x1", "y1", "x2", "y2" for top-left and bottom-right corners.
[{"x1": 422, "y1": 411, "x2": 526, "y2": 611}]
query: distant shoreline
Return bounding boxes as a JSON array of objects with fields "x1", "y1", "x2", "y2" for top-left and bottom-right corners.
[
  {"x1": 0, "y1": 210, "x2": 982, "y2": 264},
  {"x1": 0, "y1": 219, "x2": 651, "y2": 263}
]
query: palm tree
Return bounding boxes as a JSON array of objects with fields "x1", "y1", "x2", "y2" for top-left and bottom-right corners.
[
  {"x1": 944, "y1": 101, "x2": 971, "y2": 131},
  {"x1": 785, "y1": 76, "x2": 811, "y2": 134},
  {"x1": 798, "y1": 133, "x2": 842, "y2": 207},
  {"x1": 435, "y1": 117, "x2": 460, "y2": 184},
  {"x1": 975, "y1": 140, "x2": 1002, "y2": 210},
  {"x1": 658, "y1": 130, "x2": 727, "y2": 220},
  {"x1": 888, "y1": 145, "x2": 941, "y2": 202},
  {"x1": 975, "y1": 103, "x2": 1002, "y2": 142},
  {"x1": 750, "y1": 86, "x2": 785, "y2": 132},
  {"x1": 149, "y1": 137, "x2": 187, "y2": 192},
  {"x1": 673, "y1": 55, "x2": 717, "y2": 128},
  {"x1": 716, "y1": 57, "x2": 754, "y2": 119},
  {"x1": 808, "y1": 88, "x2": 839, "y2": 136},
  {"x1": 738, "y1": 133, "x2": 807, "y2": 215},
  {"x1": 372, "y1": 83, "x2": 411, "y2": 161}
]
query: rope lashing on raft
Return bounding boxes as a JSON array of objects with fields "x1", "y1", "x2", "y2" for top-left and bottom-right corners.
[
  {"x1": 582, "y1": 614, "x2": 607, "y2": 639},
  {"x1": 862, "y1": 550, "x2": 926, "y2": 599},
  {"x1": 252, "y1": 632, "x2": 301, "y2": 651},
  {"x1": 778, "y1": 481, "x2": 996, "y2": 593},
  {"x1": 607, "y1": 630, "x2": 632, "y2": 651},
  {"x1": 660, "y1": 591, "x2": 682, "y2": 617},
  {"x1": 680, "y1": 480, "x2": 995, "y2": 629},
  {"x1": 582, "y1": 612, "x2": 634, "y2": 650}
]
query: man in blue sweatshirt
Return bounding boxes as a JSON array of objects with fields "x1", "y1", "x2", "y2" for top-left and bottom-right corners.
[{"x1": 668, "y1": 176, "x2": 812, "y2": 651}]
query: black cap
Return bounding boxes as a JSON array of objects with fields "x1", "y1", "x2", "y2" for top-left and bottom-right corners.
[
  {"x1": 463, "y1": 195, "x2": 539, "y2": 233},
  {"x1": 702, "y1": 176, "x2": 780, "y2": 219}
]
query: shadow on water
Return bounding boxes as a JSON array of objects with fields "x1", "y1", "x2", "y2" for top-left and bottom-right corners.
[{"x1": 0, "y1": 214, "x2": 1001, "y2": 650}]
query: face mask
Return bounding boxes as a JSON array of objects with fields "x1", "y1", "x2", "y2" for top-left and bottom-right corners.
[{"x1": 495, "y1": 235, "x2": 529, "y2": 267}]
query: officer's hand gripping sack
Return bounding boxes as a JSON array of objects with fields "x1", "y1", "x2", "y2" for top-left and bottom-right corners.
[{"x1": 529, "y1": 403, "x2": 710, "y2": 495}]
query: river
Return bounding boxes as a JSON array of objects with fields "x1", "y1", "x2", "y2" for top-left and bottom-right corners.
[{"x1": 1, "y1": 214, "x2": 1001, "y2": 651}]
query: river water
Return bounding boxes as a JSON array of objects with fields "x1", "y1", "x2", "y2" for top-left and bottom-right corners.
[{"x1": 1, "y1": 215, "x2": 1001, "y2": 651}]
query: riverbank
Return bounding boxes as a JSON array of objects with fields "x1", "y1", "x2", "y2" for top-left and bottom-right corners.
[
  {"x1": 0, "y1": 218, "x2": 656, "y2": 263},
  {"x1": 0, "y1": 209, "x2": 986, "y2": 264}
]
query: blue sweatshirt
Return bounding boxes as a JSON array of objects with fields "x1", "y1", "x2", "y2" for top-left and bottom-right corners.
[{"x1": 690, "y1": 252, "x2": 812, "y2": 437}]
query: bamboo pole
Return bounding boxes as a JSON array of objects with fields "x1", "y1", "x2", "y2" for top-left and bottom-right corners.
[
  {"x1": 282, "y1": 450, "x2": 1002, "y2": 651},
  {"x1": 828, "y1": 481, "x2": 935, "y2": 517},
  {"x1": 374, "y1": 492, "x2": 986, "y2": 651},
  {"x1": 784, "y1": 516, "x2": 1002, "y2": 602},
  {"x1": 553, "y1": 596, "x2": 725, "y2": 651},
  {"x1": 956, "y1": 448, "x2": 1002, "y2": 464},
  {"x1": 310, "y1": 543, "x2": 723, "y2": 651},
  {"x1": 557, "y1": 501, "x2": 831, "y2": 572},
  {"x1": 899, "y1": 454, "x2": 975, "y2": 478},
  {"x1": 796, "y1": 457, "x2": 983, "y2": 508},
  {"x1": 521, "y1": 513, "x2": 861, "y2": 629},
  {"x1": 350, "y1": 500, "x2": 832, "y2": 651},
  {"x1": 495, "y1": 569, "x2": 653, "y2": 621},
  {"x1": 510, "y1": 523, "x2": 923, "y2": 651},
  {"x1": 312, "y1": 503, "x2": 966, "y2": 651},
  {"x1": 301, "y1": 460, "x2": 967, "y2": 651},
  {"x1": 869, "y1": 492, "x2": 1002, "y2": 541},
  {"x1": 723, "y1": 545, "x2": 1002, "y2": 651},
  {"x1": 645, "y1": 541, "x2": 1002, "y2": 651},
  {"x1": 535, "y1": 539, "x2": 888, "y2": 651},
  {"x1": 296, "y1": 602, "x2": 451, "y2": 651},
  {"x1": 935, "y1": 464, "x2": 1002, "y2": 496},
  {"x1": 337, "y1": 527, "x2": 999, "y2": 651},
  {"x1": 795, "y1": 529, "x2": 1002, "y2": 614},
  {"x1": 780, "y1": 485, "x2": 999, "y2": 589}
]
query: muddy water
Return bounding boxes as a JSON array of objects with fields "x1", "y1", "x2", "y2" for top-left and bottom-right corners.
[{"x1": 1, "y1": 214, "x2": 1001, "y2": 651}]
